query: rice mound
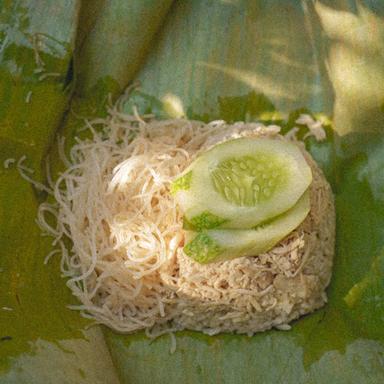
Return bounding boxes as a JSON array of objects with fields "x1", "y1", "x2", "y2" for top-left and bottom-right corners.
[
  {"x1": 162, "y1": 149, "x2": 335, "y2": 335},
  {"x1": 38, "y1": 113, "x2": 335, "y2": 336}
]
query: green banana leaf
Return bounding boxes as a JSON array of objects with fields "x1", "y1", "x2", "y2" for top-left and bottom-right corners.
[{"x1": 1, "y1": 1, "x2": 384, "y2": 383}]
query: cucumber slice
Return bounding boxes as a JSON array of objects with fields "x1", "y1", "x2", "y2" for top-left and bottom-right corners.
[
  {"x1": 173, "y1": 137, "x2": 312, "y2": 229},
  {"x1": 183, "y1": 191, "x2": 310, "y2": 264}
]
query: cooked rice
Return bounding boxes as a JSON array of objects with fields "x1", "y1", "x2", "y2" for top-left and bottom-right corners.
[{"x1": 37, "y1": 108, "x2": 335, "y2": 335}]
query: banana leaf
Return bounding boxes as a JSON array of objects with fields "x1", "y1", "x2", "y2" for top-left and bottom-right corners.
[
  {"x1": 1, "y1": 1, "x2": 384, "y2": 383},
  {"x1": 0, "y1": 1, "x2": 121, "y2": 383}
]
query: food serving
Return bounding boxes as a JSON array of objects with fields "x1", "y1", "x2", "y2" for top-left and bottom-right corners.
[{"x1": 35, "y1": 107, "x2": 335, "y2": 337}]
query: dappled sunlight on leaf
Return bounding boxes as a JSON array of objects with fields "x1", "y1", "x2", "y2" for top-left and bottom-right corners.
[
  {"x1": 316, "y1": 1, "x2": 384, "y2": 134},
  {"x1": 197, "y1": 61, "x2": 298, "y2": 100},
  {"x1": 343, "y1": 251, "x2": 384, "y2": 339},
  {"x1": 137, "y1": 0, "x2": 333, "y2": 116}
]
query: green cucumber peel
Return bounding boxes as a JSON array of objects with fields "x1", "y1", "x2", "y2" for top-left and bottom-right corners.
[{"x1": 183, "y1": 191, "x2": 310, "y2": 264}]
